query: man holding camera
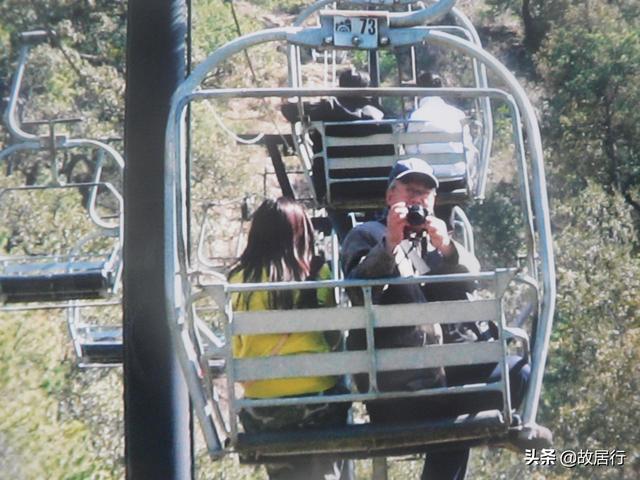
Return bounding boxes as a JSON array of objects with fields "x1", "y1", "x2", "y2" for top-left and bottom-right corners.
[
  {"x1": 341, "y1": 157, "x2": 502, "y2": 479},
  {"x1": 342, "y1": 157, "x2": 480, "y2": 394}
]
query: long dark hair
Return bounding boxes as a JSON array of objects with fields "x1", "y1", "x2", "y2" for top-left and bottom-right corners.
[{"x1": 231, "y1": 197, "x2": 315, "y2": 309}]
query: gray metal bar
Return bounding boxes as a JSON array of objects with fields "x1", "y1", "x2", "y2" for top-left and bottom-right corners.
[
  {"x1": 187, "y1": 86, "x2": 512, "y2": 101},
  {"x1": 0, "y1": 300, "x2": 121, "y2": 312},
  {"x1": 325, "y1": 130, "x2": 461, "y2": 146},
  {"x1": 237, "y1": 383, "x2": 502, "y2": 409},
  {"x1": 231, "y1": 299, "x2": 499, "y2": 334},
  {"x1": 220, "y1": 270, "x2": 507, "y2": 292},
  {"x1": 165, "y1": 100, "x2": 222, "y2": 459},
  {"x1": 224, "y1": 294, "x2": 239, "y2": 444},
  {"x1": 328, "y1": 153, "x2": 463, "y2": 168},
  {"x1": 3, "y1": 45, "x2": 38, "y2": 142},
  {"x1": 0, "y1": 181, "x2": 117, "y2": 194},
  {"x1": 363, "y1": 287, "x2": 379, "y2": 392},
  {"x1": 233, "y1": 342, "x2": 504, "y2": 381},
  {"x1": 451, "y1": 206, "x2": 474, "y2": 255},
  {"x1": 507, "y1": 102, "x2": 538, "y2": 280},
  {"x1": 388, "y1": 0, "x2": 456, "y2": 27},
  {"x1": 233, "y1": 307, "x2": 367, "y2": 334},
  {"x1": 495, "y1": 277, "x2": 512, "y2": 426},
  {"x1": 0, "y1": 142, "x2": 41, "y2": 162}
]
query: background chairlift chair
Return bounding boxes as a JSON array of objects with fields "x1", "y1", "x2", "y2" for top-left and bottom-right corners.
[
  {"x1": 164, "y1": 0, "x2": 555, "y2": 466},
  {"x1": 288, "y1": 0, "x2": 494, "y2": 202},
  {"x1": 0, "y1": 30, "x2": 125, "y2": 367}
]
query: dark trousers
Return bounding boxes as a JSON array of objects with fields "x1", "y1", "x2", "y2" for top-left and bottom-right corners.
[
  {"x1": 239, "y1": 386, "x2": 350, "y2": 480},
  {"x1": 366, "y1": 356, "x2": 530, "y2": 480}
]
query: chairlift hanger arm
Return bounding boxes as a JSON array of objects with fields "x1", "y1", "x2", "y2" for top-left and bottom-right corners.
[
  {"x1": 3, "y1": 30, "x2": 60, "y2": 142},
  {"x1": 64, "y1": 138, "x2": 125, "y2": 170},
  {"x1": 0, "y1": 142, "x2": 41, "y2": 163},
  {"x1": 4, "y1": 43, "x2": 39, "y2": 142},
  {"x1": 2, "y1": 32, "x2": 124, "y2": 178}
]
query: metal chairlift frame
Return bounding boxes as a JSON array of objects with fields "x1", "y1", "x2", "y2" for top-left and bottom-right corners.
[
  {"x1": 0, "y1": 30, "x2": 125, "y2": 366},
  {"x1": 196, "y1": 198, "x2": 253, "y2": 273},
  {"x1": 289, "y1": 0, "x2": 494, "y2": 201},
  {"x1": 164, "y1": 0, "x2": 555, "y2": 460}
]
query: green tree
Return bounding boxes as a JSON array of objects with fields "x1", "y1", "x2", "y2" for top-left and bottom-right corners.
[
  {"x1": 467, "y1": 181, "x2": 525, "y2": 270},
  {"x1": 537, "y1": 2, "x2": 640, "y2": 214},
  {"x1": 484, "y1": 0, "x2": 569, "y2": 52},
  {"x1": 541, "y1": 183, "x2": 640, "y2": 478},
  {"x1": 469, "y1": 183, "x2": 640, "y2": 479}
]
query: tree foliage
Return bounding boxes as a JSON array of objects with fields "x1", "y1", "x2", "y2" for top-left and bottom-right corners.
[
  {"x1": 540, "y1": 184, "x2": 640, "y2": 478},
  {"x1": 1, "y1": 0, "x2": 640, "y2": 479},
  {"x1": 537, "y1": 2, "x2": 640, "y2": 214},
  {"x1": 484, "y1": 0, "x2": 569, "y2": 52}
]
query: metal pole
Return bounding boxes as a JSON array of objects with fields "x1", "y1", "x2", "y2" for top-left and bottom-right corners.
[{"x1": 124, "y1": 0, "x2": 192, "y2": 478}]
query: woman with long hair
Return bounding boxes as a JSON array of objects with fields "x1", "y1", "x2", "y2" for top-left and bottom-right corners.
[{"x1": 229, "y1": 197, "x2": 348, "y2": 480}]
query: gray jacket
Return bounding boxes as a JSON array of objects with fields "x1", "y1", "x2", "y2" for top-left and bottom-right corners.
[{"x1": 341, "y1": 219, "x2": 480, "y2": 392}]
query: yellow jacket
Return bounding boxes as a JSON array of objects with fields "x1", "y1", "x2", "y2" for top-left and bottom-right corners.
[{"x1": 230, "y1": 264, "x2": 337, "y2": 398}]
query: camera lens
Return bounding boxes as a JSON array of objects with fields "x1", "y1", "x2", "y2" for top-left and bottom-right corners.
[{"x1": 406, "y1": 205, "x2": 427, "y2": 226}]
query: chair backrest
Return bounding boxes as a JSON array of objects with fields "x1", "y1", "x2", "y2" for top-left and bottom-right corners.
[{"x1": 307, "y1": 118, "x2": 476, "y2": 209}]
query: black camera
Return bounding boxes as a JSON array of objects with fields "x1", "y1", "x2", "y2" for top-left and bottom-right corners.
[{"x1": 406, "y1": 204, "x2": 428, "y2": 226}]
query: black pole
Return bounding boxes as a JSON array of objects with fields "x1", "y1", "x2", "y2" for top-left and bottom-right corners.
[{"x1": 123, "y1": 1, "x2": 192, "y2": 479}]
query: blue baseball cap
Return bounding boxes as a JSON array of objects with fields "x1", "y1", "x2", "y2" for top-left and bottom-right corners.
[{"x1": 388, "y1": 157, "x2": 439, "y2": 189}]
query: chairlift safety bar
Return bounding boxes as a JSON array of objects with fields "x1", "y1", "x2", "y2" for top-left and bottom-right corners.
[
  {"x1": 218, "y1": 269, "x2": 514, "y2": 293},
  {"x1": 217, "y1": 268, "x2": 513, "y2": 444}
]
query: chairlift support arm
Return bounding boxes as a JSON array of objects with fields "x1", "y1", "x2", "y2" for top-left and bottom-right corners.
[{"x1": 236, "y1": 134, "x2": 295, "y2": 199}]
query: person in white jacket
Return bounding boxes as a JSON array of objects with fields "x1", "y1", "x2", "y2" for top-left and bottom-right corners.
[{"x1": 406, "y1": 72, "x2": 478, "y2": 188}]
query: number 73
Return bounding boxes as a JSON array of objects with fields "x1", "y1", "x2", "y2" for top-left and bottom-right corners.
[{"x1": 360, "y1": 18, "x2": 377, "y2": 35}]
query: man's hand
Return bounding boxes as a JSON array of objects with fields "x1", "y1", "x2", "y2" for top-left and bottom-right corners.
[
  {"x1": 425, "y1": 215, "x2": 455, "y2": 258},
  {"x1": 386, "y1": 201, "x2": 408, "y2": 252}
]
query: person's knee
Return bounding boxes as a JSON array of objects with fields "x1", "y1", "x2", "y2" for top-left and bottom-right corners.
[
  {"x1": 507, "y1": 355, "x2": 530, "y2": 406},
  {"x1": 508, "y1": 355, "x2": 530, "y2": 383}
]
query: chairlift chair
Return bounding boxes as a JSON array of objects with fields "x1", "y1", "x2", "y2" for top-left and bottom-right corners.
[
  {"x1": 164, "y1": 0, "x2": 555, "y2": 465},
  {"x1": 0, "y1": 30, "x2": 125, "y2": 366}
]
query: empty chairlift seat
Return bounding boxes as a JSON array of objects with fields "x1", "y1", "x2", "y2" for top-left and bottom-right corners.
[
  {"x1": 0, "y1": 253, "x2": 120, "y2": 303},
  {"x1": 77, "y1": 326, "x2": 123, "y2": 365},
  {"x1": 69, "y1": 319, "x2": 123, "y2": 367},
  {"x1": 0, "y1": 180, "x2": 123, "y2": 306},
  {"x1": 0, "y1": 179, "x2": 124, "y2": 366}
]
